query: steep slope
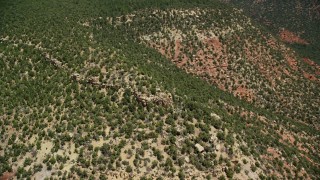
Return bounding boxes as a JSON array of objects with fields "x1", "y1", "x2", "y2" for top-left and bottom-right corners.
[
  {"x1": 107, "y1": 8, "x2": 320, "y2": 128},
  {"x1": 219, "y1": 0, "x2": 320, "y2": 64},
  {"x1": 0, "y1": 0, "x2": 319, "y2": 179}
]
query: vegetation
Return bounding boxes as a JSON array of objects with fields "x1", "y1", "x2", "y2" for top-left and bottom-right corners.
[
  {"x1": 220, "y1": 0, "x2": 320, "y2": 64},
  {"x1": 0, "y1": 0, "x2": 319, "y2": 179}
]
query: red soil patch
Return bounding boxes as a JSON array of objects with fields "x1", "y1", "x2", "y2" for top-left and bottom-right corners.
[
  {"x1": 205, "y1": 37, "x2": 223, "y2": 58},
  {"x1": 174, "y1": 40, "x2": 181, "y2": 59},
  {"x1": 303, "y1": 58, "x2": 320, "y2": 72},
  {"x1": 285, "y1": 56, "x2": 298, "y2": 71},
  {"x1": 234, "y1": 86, "x2": 255, "y2": 102},
  {"x1": 240, "y1": 111, "x2": 255, "y2": 119},
  {"x1": 303, "y1": 58, "x2": 316, "y2": 66},
  {"x1": 279, "y1": 29, "x2": 309, "y2": 45},
  {"x1": 244, "y1": 41, "x2": 282, "y2": 87},
  {"x1": 297, "y1": 143, "x2": 309, "y2": 153},
  {"x1": 303, "y1": 71, "x2": 317, "y2": 81},
  {"x1": 0, "y1": 172, "x2": 14, "y2": 180},
  {"x1": 267, "y1": 38, "x2": 277, "y2": 49},
  {"x1": 283, "y1": 69, "x2": 291, "y2": 76},
  {"x1": 267, "y1": 147, "x2": 281, "y2": 158},
  {"x1": 216, "y1": 83, "x2": 226, "y2": 91},
  {"x1": 261, "y1": 147, "x2": 281, "y2": 160},
  {"x1": 173, "y1": 40, "x2": 188, "y2": 67},
  {"x1": 151, "y1": 35, "x2": 232, "y2": 96},
  {"x1": 281, "y1": 132, "x2": 295, "y2": 145}
]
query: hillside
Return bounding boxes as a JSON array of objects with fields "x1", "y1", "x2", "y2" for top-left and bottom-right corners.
[
  {"x1": 0, "y1": 0, "x2": 319, "y2": 179},
  {"x1": 107, "y1": 7, "x2": 320, "y2": 128},
  {"x1": 219, "y1": 0, "x2": 320, "y2": 65}
]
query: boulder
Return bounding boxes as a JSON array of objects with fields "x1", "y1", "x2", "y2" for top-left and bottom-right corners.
[
  {"x1": 71, "y1": 73, "x2": 81, "y2": 81},
  {"x1": 211, "y1": 113, "x2": 221, "y2": 120},
  {"x1": 211, "y1": 135, "x2": 218, "y2": 143},
  {"x1": 87, "y1": 76, "x2": 100, "y2": 85},
  {"x1": 184, "y1": 156, "x2": 190, "y2": 163},
  {"x1": 153, "y1": 92, "x2": 173, "y2": 107},
  {"x1": 195, "y1": 143, "x2": 204, "y2": 152}
]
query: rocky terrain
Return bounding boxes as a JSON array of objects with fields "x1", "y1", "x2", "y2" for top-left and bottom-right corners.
[
  {"x1": 107, "y1": 8, "x2": 320, "y2": 128},
  {"x1": 220, "y1": 0, "x2": 320, "y2": 64},
  {"x1": 0, "y1": 0, "x2": 319, "y2": 179}
]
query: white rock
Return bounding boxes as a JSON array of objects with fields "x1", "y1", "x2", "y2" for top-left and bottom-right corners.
[
  {"x1": 211, "y1": 113, "x2": 221, "y2": 120},
  {"x1": 211, "y1": 136, "x2": 218, "y2": 143},
  {"x1": 185, "y1": 156, "x2": 190, "y2": 163},
  {"x1": 195, "y1": 143, "x2": 204, "y2": 152},
  {"x1": 224, "y1": 128, "x2": 228, "y2": 135}
]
